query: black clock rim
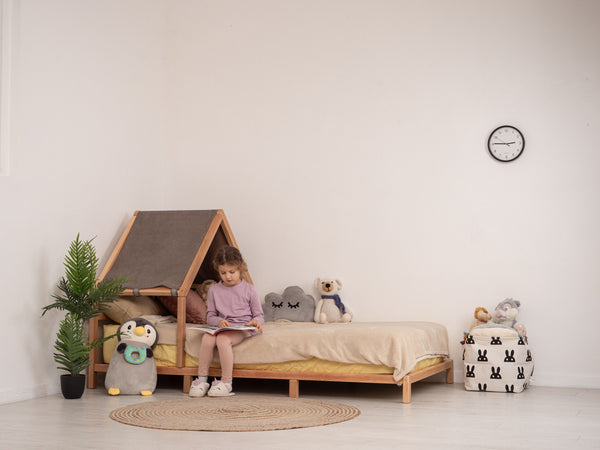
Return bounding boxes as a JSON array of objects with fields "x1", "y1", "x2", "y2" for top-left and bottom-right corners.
[{"x1": 487, "y1": 125, "x2": 525, "y2": 162}]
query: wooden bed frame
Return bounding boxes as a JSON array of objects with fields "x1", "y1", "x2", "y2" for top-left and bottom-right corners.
[
  {"x1": 87, "y1": 316, "x2": 453, "y2": 404},
  {"x1": 87, "y1": 209, "x2": 453, "y2": 403}
]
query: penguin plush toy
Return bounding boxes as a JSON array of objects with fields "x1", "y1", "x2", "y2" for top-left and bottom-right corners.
[{"x1": 105, "y1": 317, "x2": 159, "y2": 396}]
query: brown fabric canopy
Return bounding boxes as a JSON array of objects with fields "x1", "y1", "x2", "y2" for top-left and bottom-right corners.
[{"x1": 101, "y1": 210, "x2": 239, "y2": 295}]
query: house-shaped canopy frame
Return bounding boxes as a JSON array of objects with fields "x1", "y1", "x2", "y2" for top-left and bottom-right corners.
[{"x1": 89, "y1": 209, "x2": 248, "y2": 386}]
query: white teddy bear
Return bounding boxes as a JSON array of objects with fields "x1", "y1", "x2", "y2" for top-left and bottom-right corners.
[{"x1": 314, "y1": 278, "x2": 353, "y2": 324}]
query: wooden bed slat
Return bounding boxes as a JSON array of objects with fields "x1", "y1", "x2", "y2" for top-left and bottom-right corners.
[{"x1": 89, "y1": 358, "x2": 453, "y2": 404}]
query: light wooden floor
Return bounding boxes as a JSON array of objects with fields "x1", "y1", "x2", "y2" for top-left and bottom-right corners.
[{"x1": 1, "y1": 377, "x2": 598, "y2": 449}]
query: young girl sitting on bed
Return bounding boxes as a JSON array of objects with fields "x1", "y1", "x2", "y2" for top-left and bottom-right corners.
[{"x1": 189, "y1": 246, "x2": 264, "y2": 397}]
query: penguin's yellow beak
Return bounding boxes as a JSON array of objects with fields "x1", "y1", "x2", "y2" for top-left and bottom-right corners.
[{"x1": 134, "y1": 326, "x2": 145, "y2": 337}]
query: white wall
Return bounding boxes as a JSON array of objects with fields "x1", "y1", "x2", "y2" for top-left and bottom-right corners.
[
  {"x1": 0, "y1": 0, "x2": 598, "y2": 404},
  {"x1": 0, "y1": 0, "x2": 169, "y2": 403},
  {"x1": 166, "y1": 1, "x2": 600, "y2": 387}
]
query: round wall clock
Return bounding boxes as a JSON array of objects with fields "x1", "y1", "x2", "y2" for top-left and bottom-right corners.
[{"x1": 487, "y1": 125, "x2": 525, "y2": 162}]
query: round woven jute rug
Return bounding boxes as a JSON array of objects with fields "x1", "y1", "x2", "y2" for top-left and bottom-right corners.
[{"x1": 109, "y1": 396, "x2": 360, "y2": 432}]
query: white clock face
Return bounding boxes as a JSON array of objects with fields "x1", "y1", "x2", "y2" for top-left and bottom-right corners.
[{"x1": 488, "y1": 126, "x2": 525, "y2": 162}]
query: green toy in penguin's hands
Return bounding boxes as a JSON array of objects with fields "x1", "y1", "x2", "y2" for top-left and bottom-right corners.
[{"x1": 105, "y1": 317, "x2": 159, "y2": 396}]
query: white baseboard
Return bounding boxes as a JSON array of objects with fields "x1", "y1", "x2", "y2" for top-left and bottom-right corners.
[{"x1": 0, "y1": 383, "x2": 60, "y2": 405}]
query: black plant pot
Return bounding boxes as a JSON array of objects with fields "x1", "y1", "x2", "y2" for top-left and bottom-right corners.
[{"x1": 60, "y1": 374, "x2": 86, "y2": 399}]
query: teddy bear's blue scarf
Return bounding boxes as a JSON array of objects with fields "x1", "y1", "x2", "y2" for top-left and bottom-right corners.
[{"x1": 321, "y1": 294, "x2": 346, "y2": 315}]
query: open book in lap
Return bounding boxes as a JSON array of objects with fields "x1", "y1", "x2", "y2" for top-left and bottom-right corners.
[{"x1": 187, "y1": 324, "x2": 257, "y2": 335}]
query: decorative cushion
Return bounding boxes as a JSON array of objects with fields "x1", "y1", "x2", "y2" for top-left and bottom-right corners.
[
  {"x1": 104, "y1": 296, "x2": 168, "y2": 324},
  {"x1": 263, "y1": 286, "x2": 315, "y2": 322},
  {"x1": 159, "y1": 289, "x2": 207, "y2": 324}
]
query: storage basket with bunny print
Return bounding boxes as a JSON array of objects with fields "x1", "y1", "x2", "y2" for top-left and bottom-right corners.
[{"x1": 463, "y1": 332, "x2": 534, "y2": 393}]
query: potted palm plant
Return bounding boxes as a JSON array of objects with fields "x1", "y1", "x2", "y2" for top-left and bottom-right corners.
[{"x1": 42, "y1": 234, "x2": 127, "y2": 399}]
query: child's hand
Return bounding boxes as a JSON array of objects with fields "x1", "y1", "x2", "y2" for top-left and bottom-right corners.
[
  {"x1": 245, "y1": 319, "x2": 263, "y2": 333},
  {"x1": 218, "y1": 320, "x2": 231, "y2": 328}
]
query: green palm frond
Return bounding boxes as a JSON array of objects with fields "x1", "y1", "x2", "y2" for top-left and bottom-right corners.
[
  {"x1": 53, "y1": 314, "x2": 91, "y2": 375},
  {"x1": 63, "y1": 234, "x2": 98, "y2": 297},
  {"x1": 54, "y1": 313, "x2": 120, "y2": 375},
  {"x1": 42, "y1": 233, "x2": 128, "y2": 375},
  {"x1": 42, "y1": 234, "x2": 127, "y2": 320},
  {"x1": 85, "y1": 277, "x2": 129, "y2": 319}
]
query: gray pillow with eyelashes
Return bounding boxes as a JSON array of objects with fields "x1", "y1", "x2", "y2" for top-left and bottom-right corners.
[{"x1": 263, "y1": 286, "x2": 316, "y2": 322}]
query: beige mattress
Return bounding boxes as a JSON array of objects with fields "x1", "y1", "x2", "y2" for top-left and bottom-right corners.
[{"x1": 104, "y1": 318, "x2": 449, "y2": 382}]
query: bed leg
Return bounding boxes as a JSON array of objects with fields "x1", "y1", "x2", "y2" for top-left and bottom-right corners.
[
  {"x1": 401, "y1": 375, "x2": 411, "y2": 403},
  {"x1": 88, "y1": 317, "x2": 99, "y2": 389},
  {"x1": 88, "y1": 370, "x2": 97, "y2": 389},
  {"x1": 289, "y1": 380, "x2": 299, "y2": 398},
  {"x1": 183, "y1": 375, "x2": 192, "y2": 393},
  {"x1": 446, "y1": 360, "x2": 454, "y2": 384}
]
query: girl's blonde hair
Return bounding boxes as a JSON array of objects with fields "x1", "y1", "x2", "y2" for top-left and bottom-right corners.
[{"x1": 212, "y1": 246, "x2": 249, "y2": 279}]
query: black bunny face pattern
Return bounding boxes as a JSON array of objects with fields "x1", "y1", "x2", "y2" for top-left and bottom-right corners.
[
  {"x1": 465, "y1": 365, "x2": 475, "y2": 378},
  {"x1": 463, "y1": 333, "x2": 534, "y2": 393},
  {"x1": 490, "y1": 367, "x2": 502, "y2": 379},
  {"x1": 477, "y1": 349, "x2": 488, "y2": 362},
  {"x1": 504, "y1": 350, "x2": 516, "y2": 362}
]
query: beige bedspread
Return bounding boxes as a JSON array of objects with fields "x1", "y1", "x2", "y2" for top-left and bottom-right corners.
[{"x1": 142, "y1": 316, "x2": 449, "y2": 382}]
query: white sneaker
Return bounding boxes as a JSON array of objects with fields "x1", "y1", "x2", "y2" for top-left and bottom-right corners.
[
  {"x1": 189, "y1": 379, "x2": 210, "y2": 398},
  {"x1": 207, "y1": 380, "x2": 234, "y2": 397}
]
